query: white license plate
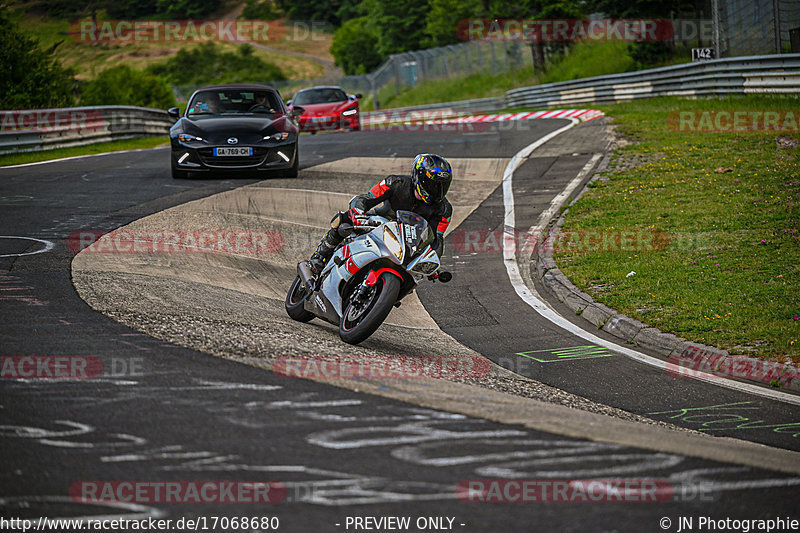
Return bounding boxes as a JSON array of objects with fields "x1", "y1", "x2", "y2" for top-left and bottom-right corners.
[{"x1": 213, "y1": 147, "x2": 253, "y2": 156}]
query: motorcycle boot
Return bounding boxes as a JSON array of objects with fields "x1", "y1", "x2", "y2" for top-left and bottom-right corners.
[{"x1": 309, "y1": 228, "x2": 342, "y2": 276}]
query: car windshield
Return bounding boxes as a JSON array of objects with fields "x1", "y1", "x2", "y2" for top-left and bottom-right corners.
[
  {"x1": 292, "y1": 88, "x2": 348, "y2": 105},
  {"x1": 396, "y1": 210, "x2": 434, "y2": 253},
  {"x1": 187, "y1": 90, "x2": 282, "y2": 117}
]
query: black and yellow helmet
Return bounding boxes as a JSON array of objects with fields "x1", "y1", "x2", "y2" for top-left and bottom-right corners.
[{"x1": 412, "y1": 154, "x2": 452, "y2": 204}]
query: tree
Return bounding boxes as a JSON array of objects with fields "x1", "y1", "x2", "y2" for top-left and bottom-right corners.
[
  {"x1": 365, "y1": 0, "x2": 431, "y2": 56},
  {"x1": 81, "y1": 66, "x2": 176, "y2": 108},
  {"x1": 423, "y1": 0, "x2": 482, "y2": 48},
  {"x1": 274, "y1": 0, "x2": 362, "y2": 25},
  {"x1": 530, "y1": 1, "x2": 584, "y2": 71},
  {"x1": 105, "y1": 0, "x2": 159, "y2": 19},
  {"x1": 581, "y1": 0, "x2": 701, "y2": 17},
  {"x1": 0, "y1": 6, "x2": 76, "y2": 109},
  {"x1": 330, "y1": 17, "x2": 383, "y2": 75},
  {"x1": 154, "y1": 0, "x2": 218, "y2": 19},
  {"x1": 241, "y1": 0, "x2": 282, "y2": 20},
  {"x1": 147, "y1": 42, "x2": 286, "y2": 85}
]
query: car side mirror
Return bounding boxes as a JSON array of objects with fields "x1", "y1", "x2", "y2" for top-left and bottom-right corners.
[
  {"x1": 291, "y1": 106, "x2": 305, "y2": 117},
  {"x1": 167, "y1": 107, "x2": 180, "y2": 119},
  {"x1": 286, "y1": 100, "x2": 292, "y2": 105},
  {"x1": 355, "y1": 93, "x2": 363, "y2": 99}
]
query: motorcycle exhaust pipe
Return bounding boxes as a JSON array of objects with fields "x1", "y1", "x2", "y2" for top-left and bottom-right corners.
[{"x1": 297, "y1": 261, "x2": 315, "y2": 292}]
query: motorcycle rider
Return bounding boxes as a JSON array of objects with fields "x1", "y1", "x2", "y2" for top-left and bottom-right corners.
[{"x1": 309, "y1": 153, "x2": 453, "y2": 275}]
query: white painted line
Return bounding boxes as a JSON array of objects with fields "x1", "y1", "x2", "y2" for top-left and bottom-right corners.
[
  {"x1": 501, "y1": 121, "x2": 800, "y2": 407},
  {"x1": 1, "y1": 146, "x2": 167, "y2": 169},
  {"x1": 0, "y1": 236, "x2": 54, "y2": 258}
]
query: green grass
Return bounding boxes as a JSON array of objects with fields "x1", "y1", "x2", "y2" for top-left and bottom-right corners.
[
  {"x1": 11, "y1": 9, "x2": 324, "y2": 82},
  {"x1": 367, "y1": 41, "x2": 638, "y2": 110},
  {"x1": 0, "y1": 136, "x2": 168, "y2": 166},
  {"x1": 554, "y1": 95, "x2": 800, "y2": 363}
]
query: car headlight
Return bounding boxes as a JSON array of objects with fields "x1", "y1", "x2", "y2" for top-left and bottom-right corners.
[
  {"x1": 342, "y1": 109, "x2": 358, "y2": 117},
  {"x1": 178, "y1": 133, "x2": 203, "y2": 143},
  {"x1": 383, "y1": 226, "x2": 404, "y2": 262},
  {"x1": 265, "y1": 132, "x2": 290, "y2": 141}
]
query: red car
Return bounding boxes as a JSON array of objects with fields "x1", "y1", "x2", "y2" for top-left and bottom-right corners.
[{"x1": 288, "y1": 86, "x2": 362, "y2": 133}]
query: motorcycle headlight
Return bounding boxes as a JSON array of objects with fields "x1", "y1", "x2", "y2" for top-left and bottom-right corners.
[
  {"x1": 409, "y1": 247, "x2": 440, "y2": 274},
  {"x1": 178, "y1": 133, "x2": 203, "y2": 143},
  {"x1": 383, "y1": 226, "x2": 404, "y2": 262},
  {"x1": 265, "y1": 132, "x2": 290, "y2": 141},
  {"x1": 342, "y1": 108, "x2": 358, "y2": 117}
]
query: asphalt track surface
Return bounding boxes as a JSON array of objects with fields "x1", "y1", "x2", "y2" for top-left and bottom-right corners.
[{"x1": 1, "y1": 123, "x2": 799, "y2": 532}]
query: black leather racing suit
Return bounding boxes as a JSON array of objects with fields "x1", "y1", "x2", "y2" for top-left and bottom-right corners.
[{"x1": 310, "y1": 174, "x2": 453, "y2": 272}]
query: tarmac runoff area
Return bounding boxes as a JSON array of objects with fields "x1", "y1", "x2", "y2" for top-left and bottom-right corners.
[{"x1": 72, "y1": 155, "x2": 800, "y2": 476}]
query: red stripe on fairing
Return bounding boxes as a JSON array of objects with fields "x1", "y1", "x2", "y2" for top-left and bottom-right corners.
[
  {"x1": 437, "y1": 217, "x2": 450, "y2": 234},
  {"x1": 370, "y1": 180, "x2": 390, "y2": 197},
  {"x1": 346, "y1": 257, "x2": 359, "y2": 274},
  {"x1": 366, "y1": 268, "x2": 403, "y2": 285}
]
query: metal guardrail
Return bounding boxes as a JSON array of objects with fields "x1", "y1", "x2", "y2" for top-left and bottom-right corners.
[
  {"x1": 504, "y1": 54, "x2": 800, "y2": 108},
  {"x1": 0, "y1": 106, "x2": 173, "y2": 155},
  {"x1": 361, "y1": 97, "x2": 504, "y2": 125},
  {"x1": 2, "y1": 55, "x2": 798, "y2": 154}
]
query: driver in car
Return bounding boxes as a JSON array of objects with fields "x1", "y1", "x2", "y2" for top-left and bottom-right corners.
[
  {"x1": 309, "y1": 153, "x2": 453, "y2": 275},
  {"x1": 251, "y1": 92, "x2": 276, "y2": 113},
  {"x1": 192, "y1": 92, "x2": 221, "y2": 114}
]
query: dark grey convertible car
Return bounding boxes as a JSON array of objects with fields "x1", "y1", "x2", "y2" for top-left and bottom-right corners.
[{"x1": 168, "y1": 84, "x2": 304, "y2": 179}]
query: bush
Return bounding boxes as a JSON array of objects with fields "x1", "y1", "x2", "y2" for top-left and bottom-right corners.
[
  {"x1": 0, "y1": 6, "x2": 76, "y2": 109},
  {"x1": 241, "y1": 0, "x2": 281, "y2": 20},
  {"x1": 154, "y1": 0, "x2": 217, "y2": 19},
  {"x1": 330, "y1": 17, "x2": 383, "y2": 75},
  {"x1": 631, "y1": 42, "x2": 675, "y2": 70},
  {"x1": 82, "y1": 65, "x2": 176, "y2": 108},
  {"x1": 105, "y1": 0, "x2": 159, "y2": 19},
  {"x1": 148, "y1": 42, "x2": 285, "y2": 85}
]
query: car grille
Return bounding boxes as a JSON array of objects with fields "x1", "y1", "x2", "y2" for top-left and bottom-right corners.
[{"x1": 197, "y1": 147, "x2": 268, "y2": 167}]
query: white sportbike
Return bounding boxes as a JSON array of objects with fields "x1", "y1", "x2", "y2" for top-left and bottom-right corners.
[{"x1": 285, "y1": 210, "x2": 451, "y2": 344}]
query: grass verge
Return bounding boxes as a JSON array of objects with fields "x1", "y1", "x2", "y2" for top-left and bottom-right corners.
[
  {"x1": 366, "y1": 41, "x2": 686, "y2": 111},
  {"x1": 554, "y1": 95, "x2": 799, "y2": 363},
  {"x1": 0, "y1": 136, "x2": 168, "y2": 167}
]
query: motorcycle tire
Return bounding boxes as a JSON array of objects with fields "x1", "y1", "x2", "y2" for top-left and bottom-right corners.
[
  {"x1": 285, "y1": 276, "x2": 315, "y2": 322},
  {"x1": 339, "y1": 272, "x2": 401, "y2": 345}
]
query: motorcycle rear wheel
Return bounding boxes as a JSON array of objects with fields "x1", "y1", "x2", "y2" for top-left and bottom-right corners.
[
  {"x1": 285, "y1": 276, "x2": 315, "y2": 322},
  {"x1": 339, "y1": 272, "x2": 401, "y2": 345}
]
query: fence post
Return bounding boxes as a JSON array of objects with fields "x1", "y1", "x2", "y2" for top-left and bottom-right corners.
[
  {"x1": 369, "y1": 76, "x2": 380, "y2": 110},
  {"x1": 393, "y1": 55, "x2": 401, "y2": 96},
  {"x1": 712, "y1": 0, "x2": 721, "y2": 58}
]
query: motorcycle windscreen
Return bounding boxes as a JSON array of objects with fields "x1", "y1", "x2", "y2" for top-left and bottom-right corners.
[{"x1": 396, "y1": 210, "x2": 434, "y2": 255}]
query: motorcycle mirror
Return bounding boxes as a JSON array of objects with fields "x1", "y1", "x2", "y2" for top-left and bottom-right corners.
[{"x1": 438, "y1": 271, "x2": 452, "y2": 283}]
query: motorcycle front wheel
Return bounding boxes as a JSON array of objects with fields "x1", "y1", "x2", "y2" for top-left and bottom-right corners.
[
  {"x1": 285, "y1": 276, "x2": 315, "y2": 322},
  {"x1": 339, "y1": 272, "x2": 401, "y2": 345}
]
